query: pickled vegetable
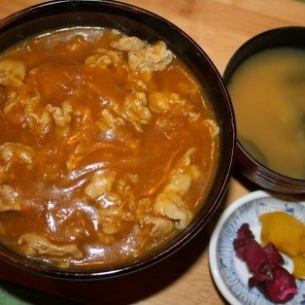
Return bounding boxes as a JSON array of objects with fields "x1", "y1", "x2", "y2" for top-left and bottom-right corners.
[
  {"x1": 260, "y1": 211, "x2": 305, "y2": 256},
  {"x1": 234, "y1": 223, "x2": 297, "y2": 303},
  {"x1": 293, "y1": 255, "x2": 305, "y2": 279},
  {"x1": 260, "y1": 211, "x2": 305, "y2": 279}
]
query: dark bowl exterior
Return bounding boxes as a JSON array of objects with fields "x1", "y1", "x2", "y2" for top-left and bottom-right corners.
[
  {"x1": 223, "y1": 27, "x2": 305, "y2": 194},
  {"x1": 0, "y1": 0, "x2": 235, "y2": 280}
]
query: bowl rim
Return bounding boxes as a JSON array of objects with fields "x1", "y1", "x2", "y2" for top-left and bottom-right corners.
[
  {"x1": 0, "y1": 0, "x2": 236, "y2": 280},
  {"x1": 223, "y1": 26, "x2": 305, "y2": 191}
]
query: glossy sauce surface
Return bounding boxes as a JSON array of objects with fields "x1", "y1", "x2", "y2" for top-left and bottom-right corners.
[{"x1": 0, "y1": 28, "x2": 218, "y2": 268}]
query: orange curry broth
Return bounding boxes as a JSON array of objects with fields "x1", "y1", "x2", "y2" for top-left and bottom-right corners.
[{"x1": 0, "y1": 28, "x2": 218, "y2": 268}]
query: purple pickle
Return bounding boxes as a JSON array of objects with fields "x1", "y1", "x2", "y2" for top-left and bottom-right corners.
[
  {"x1": 265, "y1": 267, "x2": 297, "y2": 303},
  {"x1": 264, "y1": 243, "x2": 284, "y2": 267},
  {"x1": 234, "y1": 223, "x2": 297, "y2": 303}
]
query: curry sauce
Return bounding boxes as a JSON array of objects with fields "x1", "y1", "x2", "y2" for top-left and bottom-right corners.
[{"x1": 0, "y1": 28, "x2": 218, "y2": 269}]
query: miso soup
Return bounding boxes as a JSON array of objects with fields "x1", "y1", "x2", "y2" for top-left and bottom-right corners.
[{"x1": 228, "y1": 48, "x2": 305, "y2": 179}]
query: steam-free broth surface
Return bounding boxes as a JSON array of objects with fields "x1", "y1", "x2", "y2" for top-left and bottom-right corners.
[
  {"x1": 0, "y1": 28, "x2": 218, "y2": 268},
  {"x1": 228, "y1": 48, "x2": 305, "y2": 179}
]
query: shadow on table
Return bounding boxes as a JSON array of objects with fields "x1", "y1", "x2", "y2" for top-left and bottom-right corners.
[
  {"x1": 0, "y1": 281, "x2": 77, "y2": 305},
  {"x1": 0, "y1": 194, "x2": 228, "y2": 305}
]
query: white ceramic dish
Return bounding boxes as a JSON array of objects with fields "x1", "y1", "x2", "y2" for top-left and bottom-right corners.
[{"x1": 209, "y1": 190, "x2": 305, "y2": 305}]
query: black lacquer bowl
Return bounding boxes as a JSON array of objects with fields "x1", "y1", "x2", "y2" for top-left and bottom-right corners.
[
  {"x1": 224, "y1": 27, "x2": 305, "y2": 194},
  {"x1": 0, "y1": 0, "x2": 235, "y2": 280}
]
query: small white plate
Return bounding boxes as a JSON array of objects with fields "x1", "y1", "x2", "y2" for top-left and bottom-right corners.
[{"x1": 209, "y1": 190, "x2": 305, "y2": 305}]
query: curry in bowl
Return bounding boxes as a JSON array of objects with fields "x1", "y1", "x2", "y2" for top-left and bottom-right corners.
[{"x1": 0, "y1": 28, "x2": 219, "y2": 269}]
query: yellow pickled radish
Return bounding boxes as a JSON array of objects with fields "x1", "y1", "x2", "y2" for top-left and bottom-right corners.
[
  {"x1": 260, "y1": 211, "x2": 305, "y2": 257},
  {"x1": 299, "y1": 236, "x2": 305, "y2": 253},
  {"x1": 293, "y1": 255, "x2": 305, "y2": 279}
]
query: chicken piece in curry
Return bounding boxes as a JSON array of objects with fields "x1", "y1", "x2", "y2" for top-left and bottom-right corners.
[{"x1": 0, "y1": 28, "x2": 219, "y2": 269}]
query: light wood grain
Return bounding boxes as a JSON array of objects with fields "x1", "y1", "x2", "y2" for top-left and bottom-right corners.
[{"x1": 0, "y1": 1, "x2": 304, "y2": 304}]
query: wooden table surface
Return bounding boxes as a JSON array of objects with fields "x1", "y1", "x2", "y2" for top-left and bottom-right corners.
[{"x1": 0, "y1": 1, "x2": 304, "y2": 304}]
